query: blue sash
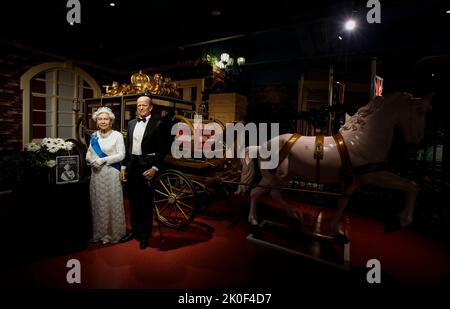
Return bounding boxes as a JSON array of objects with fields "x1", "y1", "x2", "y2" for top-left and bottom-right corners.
[{"x1": 91, "y1": 133, "x2": 121, "y2": 171}]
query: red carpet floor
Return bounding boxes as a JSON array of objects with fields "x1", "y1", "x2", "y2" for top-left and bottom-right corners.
[{"x1": 2, "y1": 194, "x2": 450, "y2": 290}]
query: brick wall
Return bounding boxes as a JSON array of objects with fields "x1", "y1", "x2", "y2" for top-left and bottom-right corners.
[
  {"x1": 0, "y1": 42, "x2": 121, "y2": 151},
  {"x1": 0, "y1": 44, "x2": 52, "y2": 150}
]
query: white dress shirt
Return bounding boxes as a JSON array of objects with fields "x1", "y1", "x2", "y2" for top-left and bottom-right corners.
[
  {"x1": 131, "y1": 114, "x2": 151, "y2": 155},
  {"x1": 122, "y1": 114, "x2": 158, "y2": 172}
]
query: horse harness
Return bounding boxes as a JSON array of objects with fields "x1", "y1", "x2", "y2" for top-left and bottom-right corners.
[
  {"x1": 331, "y1": 133, "x2": 353, "y2": 184},
  {"x1": 279, "y1": 133, "x2": 302, "y2": 163},
  {"x1": 277, "y1": 133, "x2": 386, "y2": 186},
  {"x1": 314, "y1": 135, "x2": 325, "y2": 184}
]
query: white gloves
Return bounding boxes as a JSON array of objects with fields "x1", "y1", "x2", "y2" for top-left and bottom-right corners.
[{"x1": 92, "y1": 157, "x2": 107, "y2": 170}]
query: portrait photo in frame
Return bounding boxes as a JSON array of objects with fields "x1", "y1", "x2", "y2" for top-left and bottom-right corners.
[{"x1": 56, "y1": 155, "x2": 79, "y2": 184}]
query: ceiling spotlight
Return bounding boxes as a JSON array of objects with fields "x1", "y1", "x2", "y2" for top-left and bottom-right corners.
[
  {"x1": 345, "y1": 19, "x2": 356, "y2": 31},
  {"x1": 446, "y1": 10, "x2": 450, "y2": 14},
  {"x1": 431, "y1": 73, "x2": 435, "y2": 77},
  {"x1": 110, "y1": 2, "x2": 116, "y2": 7},
  {"x1": 338, "y1": 35, "x2": 343, "y2": 40}
]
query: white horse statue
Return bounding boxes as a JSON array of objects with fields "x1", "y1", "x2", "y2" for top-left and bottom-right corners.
[{"x1": 236, "y1": 92, "x2": 432, "y2": 242}]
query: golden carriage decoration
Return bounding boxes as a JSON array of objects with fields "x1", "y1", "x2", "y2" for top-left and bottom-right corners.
[{"x1": 102, "y1": 70, "x2": 180, "y2": 98}]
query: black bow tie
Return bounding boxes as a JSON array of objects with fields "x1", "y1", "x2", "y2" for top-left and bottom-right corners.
[{"x1": 137, "y1": 117, "x2": 146, "y2": 123}]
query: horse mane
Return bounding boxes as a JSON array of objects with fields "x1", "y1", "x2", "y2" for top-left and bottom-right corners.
[{"x1": 340, "y1": 96, "x2": 385, "y2": 132}]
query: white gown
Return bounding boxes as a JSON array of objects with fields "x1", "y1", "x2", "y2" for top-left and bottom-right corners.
[{"x1": 86, "y1": 130, "x2": 126, "y2": 244}]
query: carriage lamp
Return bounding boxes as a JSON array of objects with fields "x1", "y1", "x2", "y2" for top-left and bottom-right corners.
[
  {"x1": 220, "y1": 53, "x2": 230, "y2": 65},
  {"x1": 218, "y1": 53, "x2": 245, "y2": 69},
  {"x1": 72, "y1": 97, "x2": 81, "y2": 113}
]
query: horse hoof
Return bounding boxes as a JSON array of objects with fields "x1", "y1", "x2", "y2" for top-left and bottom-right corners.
[
  {"x1": 400, "y1": 216, "x2": 413, "y2": 228},
  {"x1": 248, "y1": 218, "x2": 258, "y2": 226},
  {"x1": 333, "y1": 233, "x2": 349, "y2": 245},
  {"x1": 287, "y1": 211, "x2": 304, "y2": 223},
  {"x1": 295, "y1": 211, "x2": 304, "y2": 223},
  {"x1": 249, "y1": 224, "x2": 262, "y2": 238}
]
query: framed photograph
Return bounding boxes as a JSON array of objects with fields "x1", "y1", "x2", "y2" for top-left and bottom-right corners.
[{"x1": 56, "y1": 155, "x2": 79, "y2": 184}]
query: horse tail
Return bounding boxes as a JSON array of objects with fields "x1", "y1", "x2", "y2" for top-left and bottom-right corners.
[{"x1": 235, "y1": 146, "x2": 259, "y2": 195}]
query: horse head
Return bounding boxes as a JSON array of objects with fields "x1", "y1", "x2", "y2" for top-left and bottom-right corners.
[{"x1": 395, "y1": 93, "x2": 432, "y2": 145}]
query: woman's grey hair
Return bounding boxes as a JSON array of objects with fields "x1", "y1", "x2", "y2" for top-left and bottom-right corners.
[{"x1": 92, "y1": 106, "x2": 115, "y2": 121}]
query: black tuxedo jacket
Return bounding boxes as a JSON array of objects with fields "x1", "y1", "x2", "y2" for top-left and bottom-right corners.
[{"x1": 123, "y1": 112, "x2": 170, "y2": 171}]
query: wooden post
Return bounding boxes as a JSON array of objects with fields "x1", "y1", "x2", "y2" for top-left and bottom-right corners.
[
  {"x1": 297, "y1": 73, "x2": 305, "y2": 133},
  {"x1": 370, "y1": 57, "x2": 377, "y2": 100},
  {"x1": 327, "y1": 66, "x2": 334, "y2": 135}
]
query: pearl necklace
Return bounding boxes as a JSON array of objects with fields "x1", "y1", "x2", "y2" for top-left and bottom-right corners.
[{"x1": 99, "y1": 130, "x2": 112, "y2": 138}]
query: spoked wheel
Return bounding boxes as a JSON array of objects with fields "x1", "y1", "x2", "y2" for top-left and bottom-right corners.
[{"x1": 153, "y1": 169, "x2": 196, "y2": 229}]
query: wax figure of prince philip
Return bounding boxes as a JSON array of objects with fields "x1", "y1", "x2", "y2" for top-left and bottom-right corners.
[{"x1": 119, "y1": 95, "x2": 171, "y2": 249}]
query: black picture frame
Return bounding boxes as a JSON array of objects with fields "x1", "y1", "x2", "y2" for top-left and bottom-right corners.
[{"x1": 56, "y1": 155, "x2": 80, "y2": 184}]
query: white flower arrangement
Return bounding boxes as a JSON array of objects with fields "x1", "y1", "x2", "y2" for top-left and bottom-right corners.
[{"x1": 25, "y1": 138, "x2": 74, "y2": 168}]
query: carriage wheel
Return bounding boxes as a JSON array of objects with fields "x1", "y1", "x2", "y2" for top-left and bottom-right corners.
[{"x1": 153, "y1": 169, "x2": 196, "y2": 229}]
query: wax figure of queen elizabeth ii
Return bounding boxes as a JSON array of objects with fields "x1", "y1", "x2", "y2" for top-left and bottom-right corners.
[{"x1": 86, "y1": 106, "x2": 126, "y2": 244}]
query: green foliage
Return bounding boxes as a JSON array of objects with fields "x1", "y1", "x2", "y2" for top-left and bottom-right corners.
[
  {"x1": 0, "y1": 151, "x2": 25, "y2": 190},
  {"x1": 202, "y1": 53, "x2": 217, "y2": 66},
  {"x1": 0, "y1": 139, "x2": 73, "y2": 190}
]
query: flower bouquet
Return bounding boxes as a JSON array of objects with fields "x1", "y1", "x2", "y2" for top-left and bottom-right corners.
[{"x1": 23, "y1": 138, "x2": 75, "y2": 184}]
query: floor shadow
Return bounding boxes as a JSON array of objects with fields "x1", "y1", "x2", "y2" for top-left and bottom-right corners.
[
  {"x1": 153, "y1": 220, "x2": 215, "y2": 251},
  {"x1": 196, "y1": 194, "x2": 250, "y2": 227}
]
